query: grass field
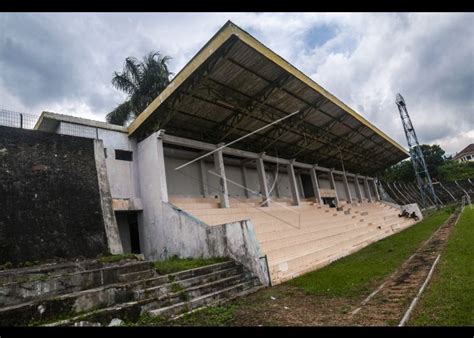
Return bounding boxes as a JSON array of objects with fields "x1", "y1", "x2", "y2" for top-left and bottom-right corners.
[
  {"x1": 410, "y1": 206, "x2": 474, "y2": 326},
  {"x1": 131, "y1": 207, "x2": 452, "y2": 326},
  {"x1": 288, "y1": 208, "x2": 452, "y2": 297}
]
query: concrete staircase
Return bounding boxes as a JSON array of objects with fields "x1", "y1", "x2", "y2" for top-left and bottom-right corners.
[
  {"x1": 170, "y1": 198, "x2": 417, "y2": 284},
  {"x1": 0, "y1": 258, "x2": 261, "y2": 326}
]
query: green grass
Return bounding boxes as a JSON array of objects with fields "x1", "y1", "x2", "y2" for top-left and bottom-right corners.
[
  {"x1": 288, "y1": 208, "x2": 452, "y2": 298},
  {"x1": 153, "y1": 256, "x2": 229, "y2": 275},
  {"x1": 410, "y1": 207, "x2": 474, "y2": 326},
  {"x1": 99, "y1": 253, "x2": 139, "y2": 263}
]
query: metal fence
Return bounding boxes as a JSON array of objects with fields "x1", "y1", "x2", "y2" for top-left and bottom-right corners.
[{"x1": 0, "y1": 109, "x2": 40, "y2": 130}]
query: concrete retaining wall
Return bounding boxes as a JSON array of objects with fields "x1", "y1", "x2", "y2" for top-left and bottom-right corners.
[{"x1": 0, "y1": 126, "x2": 117, "y2": 265}]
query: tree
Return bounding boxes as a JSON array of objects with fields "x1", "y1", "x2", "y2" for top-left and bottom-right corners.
[
  {"x1": 379, "y1": 144, "x2": 447, "y2": 182},
  {"x1": 106, "y1": 51, "x2": 173, "y2": 126}
]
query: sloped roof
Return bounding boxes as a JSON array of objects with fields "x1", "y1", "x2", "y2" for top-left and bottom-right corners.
[
  {"x1": 453, "y1": 143, "x2": 474, "y2": 160},
  {"x1": 127, "y1": 21, "x2": 409, "y2": 175}
]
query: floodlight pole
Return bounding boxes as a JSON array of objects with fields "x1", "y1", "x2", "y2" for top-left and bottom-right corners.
[{"x1": 395, "y1": 93, "x2": 439, "y2": 209}]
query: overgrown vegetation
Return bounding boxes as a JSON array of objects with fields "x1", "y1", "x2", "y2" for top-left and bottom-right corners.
[
  {"x1": 99, "y1": 253, "x2": 139, "y2": 264},
  {"x1": 287, "y1": 208, "x2": 451, "y2": 297},
  {"x1": 410, "y1": 207, "x2": 474, "y2": 326},
  {"x1": 153, "y1": 256, "x2": 228, "y2": 275}
]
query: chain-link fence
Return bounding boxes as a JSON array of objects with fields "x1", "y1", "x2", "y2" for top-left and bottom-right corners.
[{"x1": 0, "y1": 109, "x2": 40, "y2": 130}]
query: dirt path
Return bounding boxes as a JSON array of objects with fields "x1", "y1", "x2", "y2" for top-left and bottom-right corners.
[{"x1": 345, "y1": 209, "x2": 461, "y2": 326}]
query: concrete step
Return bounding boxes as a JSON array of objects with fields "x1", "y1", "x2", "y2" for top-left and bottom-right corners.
[
  {"x1": 263, "y1": 225, "x2": 374, "y2": 257},
  {"x1": 118, "y1": 269, "x2": 156, "y2": 283},
  {"x1": 0, "y1": 260, "x2": 239, "y2": 326},
  {"x1": 43, "y1": 268, "x2": 260, "y2": 326},
  {"x1": 0, "y1": 260, "x2": 153, "y2": 307},
  {"x1": 147, "y1": 278, "x2": 261, "y2": 318},
  {"x1": 134, "y1": 266, "x2": 243, "y2": 301},
  {"x1": 272, "y1": 230, "x2": 392, "y2": 284}
]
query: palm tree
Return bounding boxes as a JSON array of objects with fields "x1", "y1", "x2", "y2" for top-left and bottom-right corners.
[{"x1": 106, "y1": 51, "x2": 173, "y2": 126}]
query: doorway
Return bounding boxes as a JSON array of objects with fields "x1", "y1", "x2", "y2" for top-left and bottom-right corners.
[{"x1": 115, "y1": 211, "x2": 141, "y2": 254}]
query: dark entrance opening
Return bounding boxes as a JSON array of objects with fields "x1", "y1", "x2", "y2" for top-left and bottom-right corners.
[
  {"x1": 300, "y1": 174, "x2": 314, "y2": 198},
  {"x1": 128, "y1": 212, "x2": 141, "y2": 254},
  {"x1": 116, "y1": 211, "x2": 141, "y2": 254}
]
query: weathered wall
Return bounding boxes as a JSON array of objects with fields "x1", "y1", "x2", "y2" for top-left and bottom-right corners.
[
  {"x1": 163, "y1": 147, "x2": 355, "y2": 201},
  {"x1": 0, "y1": 126, "x2": 110, "y2": 265},
  {"x1": 154, "y1": 202, "x2": 269, "y2": 285},
  {"x1": 57, "y1": 121, "x2": 140, "y2": 201}
]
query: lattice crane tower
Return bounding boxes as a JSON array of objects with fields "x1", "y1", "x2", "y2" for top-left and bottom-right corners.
[{"x1": 395, "y1": 93, "x2": 440, "y2": 208}]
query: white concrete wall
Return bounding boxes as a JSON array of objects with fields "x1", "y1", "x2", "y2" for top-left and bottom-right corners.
[{"x1": 164, "y1": 156, "x2": 202, "y2": 197}]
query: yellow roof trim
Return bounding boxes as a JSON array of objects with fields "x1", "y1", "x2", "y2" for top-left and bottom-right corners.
[
  {"x1": 128, "y1": 21, "x2": 409, "y2": 156},
  {"x1": 127, "y1": 23, "x2": 236, "y2": 136}
]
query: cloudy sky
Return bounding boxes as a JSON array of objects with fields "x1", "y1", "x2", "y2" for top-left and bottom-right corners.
[{"x1": 1, "y1": 13, "x2": 473, "y2": 155}]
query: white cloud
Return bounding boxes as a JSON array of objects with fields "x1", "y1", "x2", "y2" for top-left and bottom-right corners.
[{"x1": 0, "y1": 12, "x2": 472, "y2": 156}]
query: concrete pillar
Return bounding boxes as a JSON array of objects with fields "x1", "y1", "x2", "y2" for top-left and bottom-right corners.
[
  {"x1": 136, "y1": 130, "x2": 169, "y2": 258},
  {"x1": 241, "y1": 164, "x2": 250, "y2": 198},
  {"x1": 342, "y1": 173, "x2": 353, "y2": 204},
  {"x1": 199, "y1": 159, "x2": 209, "y2": 198},
  {"x1": 354, "y1": 174, "x2": 363, "y2": 203},
  {"x1": 287, "y1": 160, "x2": 300, "y2": 206},
  {"x1": 310, "y1": 166, "x2": 322, "y2": 203},
  {"x1": 214, "y1": 144, "x2": 230, "y2": 208},
  {"x1": 256, "y1": 155, "x2": 270, "y2": 207},
  {"x1": 297, "y1": 173, "x2": 305, "y2": 198},
  {"x1": 373, "y1": 178, "x2": 381, "y2": 201},
  {"x1": 329, "y1": 169, "x2": 340, "y2": 206},
  {"x1": 364, "y1": 176, "x2": 373, "y2": 202},
  {"x1": 273, "y1": 167, "x2": 281, "y2": 199},
  {"x1": 93, "y1": 139, "x2": 123, "y2": 255}
]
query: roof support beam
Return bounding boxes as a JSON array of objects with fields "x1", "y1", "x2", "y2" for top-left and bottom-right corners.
[
  {"x1": 161, "y1": 133, "x2": 372, "y2": 180},
  {"x1": 329, "y1": 169, "x2": 340, "y2": 207},
  {"x1": 354, "y1": 174, "x2": 363, "y2": 203},
  {"x1": 256, "y1": 155, "x2": 270, "y2": 207},
  {"x1": 201, "y1": 77, "x2": 384, "y2": 170},
  {"x1": 343, "y1": 172, "x2": 353, "y2": 204},
  {"x1": 364, "y1": 176, "x2": 373, "y2": 203},
  {"x1": 225, "y1": 56, "x2": 401, "y2": 159},
  {"x1": 287, "y1": 160, "x2": 300, "y2": 206},
  {"x1": 310, "y1": 165, "x2": 322, "y2": 203},
  {"x1": 213, "y1": 143, "x2": 230, "y2": 208}
]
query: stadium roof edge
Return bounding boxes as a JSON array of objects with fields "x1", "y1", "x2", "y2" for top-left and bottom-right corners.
[{"x1": 127, "y1": 20, "x2": 408, "y2": 157}]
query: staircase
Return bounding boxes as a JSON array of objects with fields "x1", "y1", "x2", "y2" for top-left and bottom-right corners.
[{"x1": 0, "y1": 258, "x2": 261, "y2": 326}]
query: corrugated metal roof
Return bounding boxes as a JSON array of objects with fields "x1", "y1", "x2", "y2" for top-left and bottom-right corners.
[{"x1": 128, "y1": 21, "x2": 409, "y2": 175}]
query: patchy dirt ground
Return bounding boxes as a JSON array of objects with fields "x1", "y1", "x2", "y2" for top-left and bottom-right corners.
[
  {"x1": 169, "y1": 210, "x2": 460, "y2": 327},
  {"x1": 348, "y1": 210, "x2": 459, "y2": 326}
]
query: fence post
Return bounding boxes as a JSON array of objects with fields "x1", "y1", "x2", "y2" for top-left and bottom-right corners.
[{"x1": 20, "y1": 113, "x2": 23, "y2": 129}]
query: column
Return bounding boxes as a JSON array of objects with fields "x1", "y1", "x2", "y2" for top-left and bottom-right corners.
[
  {"x1": 214, "y1": 144, "x2": 230, "y2": 208},
  {"x1": 329, "y1": 169, "x2": 340, "y2": 206},
  {"x1": 354, "y1": 174, "x2": 363, "y2": 203},
  {"x1": 287, "y1": 160, "x2": 300, "y2": 206},
  {"x1": 256, "y1": 155, "x2": 270, "y2": 207},
  {"x1": 364, "y1": 176, "x2": 373, "y2": 203},
  {"x1": 241, "y1": 164, "x2": 250, "y2": 198},
  {"x1": 343, "y1": 173, "x2": 353, "y2": 204},
  {"x1": 310, "y1": 166, "x2": 321, "y2": 203},
  {"x1": 273, "y1": 166, "x2": 281, "y2": 199},
  {"x1": 372, "y1": 178, "x2": 381, "y2": 201},
  {"x1": 199, "y1": 159, "x2": 209, "y2": 198},
  {"x1": 297, "y1": 173, "x2": 305, "y2": 199}
]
